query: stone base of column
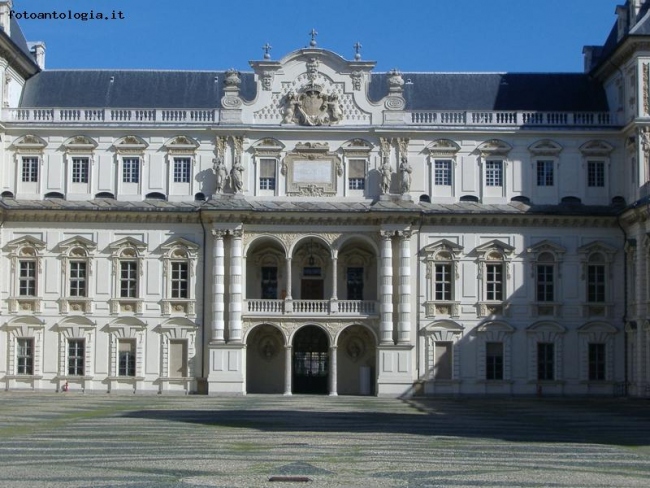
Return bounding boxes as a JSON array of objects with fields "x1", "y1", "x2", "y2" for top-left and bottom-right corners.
[
  {"x1": 206, "y1": 343, "x2": 246, "y2": 395},
  {"x1": 375, "y1": 344, "x2": 415, "y2": 397}
]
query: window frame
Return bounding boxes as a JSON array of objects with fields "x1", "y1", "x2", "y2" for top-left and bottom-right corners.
[
  {"x1": 21, "y1": 156, "x2": 39, "y2": 183},
  {"x1": 484, "y1": 159, "x2": 504, "y2": 187},
  {"x1": 161, "y1": 238, "x2": 198, "y2": 316},
  {"x1": 173, "y1": 156, "x2": 192, "y2": 183},
  {"x1": 122, "y1": 156, "x2": 141, "y2": 184},
  {"x1": 536, "y1": 159, "x2": 554, "y2": 187},
  {"x1": 71, "y1": 156, "x2": 90, "y2": 184},
  {"x1": 109, "y1": 237, "x2": 147, "y2": 315},
  {"x1": 67, "y1": 339, "x2": 85, "y2": 376},
  {"x1": 422, "y1": 239, "x2": 463, "y2": 318},
  {"x1": 16, "y1": 338, "x2": 34, "y2": 375},
  {"x1": 433, "y1": 159, "x2": 453, "y2": 186}
]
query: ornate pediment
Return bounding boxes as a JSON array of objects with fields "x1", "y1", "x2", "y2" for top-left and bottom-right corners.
[
  {"x1": 478, "y1": 139, "x2": 512, "y2": 157},
  {"x1": 12, "y1": 134, "x2": 47, "y2": 153},
  {"x1": 579, "y1": 140, "x2": 614, "y2": 156},
  {"x1": 5, "y1": 235, "x2": 46, "y2": 252},
  {"x1": 526, "y1": 240, "x2": 566, "y2": 257},
  {"x1": 427, "y1": 139, "x2": 461, "y2": 157},
  {"x1": 164, "y1": 135, "x2": 199, "y2": 152},
  {"x1": 114, "y1": 135, "x2": 148, "y2": 154},
  {"x1": 475, "y1": 239, "x2": 515, "y2": 259},
  {"x1": 528, "y1": 139, "x2": 563, "y2": 156}
]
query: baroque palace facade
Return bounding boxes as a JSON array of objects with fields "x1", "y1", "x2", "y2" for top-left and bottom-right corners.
[{"x1": 1, "y1": 0, "x2": 650, "y2": 397}]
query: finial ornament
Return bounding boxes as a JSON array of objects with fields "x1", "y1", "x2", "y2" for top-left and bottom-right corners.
[
  {"x1": 309, "y1": 28, "x2": 318, "y2": 47},
  {"x1": 354, "y1": 42, "x2": 362, "y2": 60},
  {"x1": 262, "y1": 43, "x2": 272, "y2": 60}
]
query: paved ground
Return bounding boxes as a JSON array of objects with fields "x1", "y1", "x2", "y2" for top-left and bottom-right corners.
[{"x1": 0, "y1": 394, "x2": 649, "y2": 487}]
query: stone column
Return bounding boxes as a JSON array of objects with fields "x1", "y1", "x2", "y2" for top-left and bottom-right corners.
[
  {"x1": 329, "y1": 345, "x2": 338, "y2": 396},
  {"x1": 284, "y1": 345, "x2": 292, "y2": 395},
  {"x1": 211, "y1": 230, "x2": 226, "y2": 343},
  {"x1": 379, "y1": 231, "x2": 394, "y2": 344},
  {"x1": 397, "y1": 230, "x2": 412, "y2": 344},
  {"x1": 331, "y1": 253, "x2": 338, "y2": 300},
  {"x1": 228, "y1": 229, "x2": 243, "y2": 342},
  {"x1": 285, "y1": 257, "x2": 293, "y2": 313}
]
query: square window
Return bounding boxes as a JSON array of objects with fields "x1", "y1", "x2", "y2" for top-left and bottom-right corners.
[
  {"x1": 587, "y1": 264, "x2": 606, "y2": 303},
  {"x1": 536, "y1": 160, "x2": 554, "y2": 186},
  {"x1": 346, "y1": 267, "x2": 364, "y2": 300},
  {"x1": 486, "y1": 342, "x2": 504, "y2": 380},
  {"x1": 171, "y1": 262, "x2": 189, "y2": 298},
  {"x1": 259, "y1": 159, "x2": 276, "y2": 190},
  {"x1": 537, "y1": 342, "x2": 554, "y2": 381},
  {"x1": 588, "y1": 343, "x2": 606, "y2": 381},
  {"x1": 118, "y1": 339, "x2": 136, "y2": 377},
  {"x1": 68, "y1": 339, "x2": 85, "y2": 376},
  {"x1": 485, "y1": 160, "x2": 503, "y2": 187},
  {"x1": 69, "y1": 261, "x2": 87, "y2": 297},
  {"x1": 434, "y1": 263, "x2": 452, "y2": 301},
  {"x1": 348, "y1": 159, "x2": 366, "y2": 190},
  {"x1": 21, "y1": 157, "x2": 39, "y2": 183},
  {"x1": 536, "y1": 265, "x2": 554, "y2": 302},
  {"x1": 19, "y1": 261, "x2": 36, "y2": 296},
  {"x1": 261, "y1": 266, "x2": 278, "y2": 299},
  {"x1": 485, "y1": 263, "x2": 503, "y2": 301},
  {"x1": 72, "y1": 157, "x2": 89, "y2": 183},
  {"x1": 17, "y1": 338, "x2": 34, "y2": 375},
  {"x1": 587, "y1": 161, "x2": 605, "y2": 187},
  {"x1": 122, "y1": 157, "x2": 140, "y2": 183},
  {"x1": 434, "y1": 160, "x2": 452, "y2": 186},
  {"x1": 173, "y1": 157, "x2": 191, "y2": 183},
  {"x1": 120, "y1": 261, "x2": 138, "y2": 298}
]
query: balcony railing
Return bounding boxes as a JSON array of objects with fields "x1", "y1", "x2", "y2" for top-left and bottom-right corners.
[
  {"x1": 406, "y1": 110, "x2": 617, "y2": 128},
  {"x1": 2, "y1": 108, "x2": 219, "y2": 125},
  {"x1": 244, "y1": 299, "x2": 378, "y2": 316}
]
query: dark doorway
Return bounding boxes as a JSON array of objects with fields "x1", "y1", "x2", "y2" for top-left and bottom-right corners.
[
  {"x1": 301, "y1": 279, "x2": 324, "y2": 300},
  {"x1": 293, "y1": 325, "x2": 329, "y2": 394}
]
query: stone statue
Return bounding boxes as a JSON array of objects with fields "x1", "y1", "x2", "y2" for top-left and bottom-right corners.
[
  {"x1": 399, "y1": 156, "x2": 412, "y2": 194},
  {"x1": 213, "y1": 158, "x2": 227, "y2": 193},
  {"x1": 328, "y1": 92, "x2": 343, "y2": 122},
  {"x1": 380, "y1": 158, "x2": 392, "y2": 194},
  {"x1": 283, "y1": 91, "x2": 298, "y2": 124},
  {"x1": 230, "y1": 158, "x2": 244, "y2": 193}
]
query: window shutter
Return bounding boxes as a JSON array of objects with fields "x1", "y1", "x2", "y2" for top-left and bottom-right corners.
[
  {"x1": 349, "y1": 160, "x2": 366, "y2": 178},
  {"x1": 260, "y1": 159, "x2": 275, "y2": 178}
]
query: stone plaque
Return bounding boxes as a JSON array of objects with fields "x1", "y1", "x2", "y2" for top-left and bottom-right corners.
[{"x1": 293, "y1": 160, "x2": 332, "y2": 184}]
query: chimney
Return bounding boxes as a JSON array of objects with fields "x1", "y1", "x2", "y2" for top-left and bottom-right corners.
[
  {"x1": 0, "y1": 0, "x2": 13, "y2": 36},
  {"x1": 29, "y1": 42, "x2": 46, "y2": 69}
]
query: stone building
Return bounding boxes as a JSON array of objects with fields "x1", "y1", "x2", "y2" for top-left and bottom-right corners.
[{"x1": 0, "y1": 0, "x2": 648, "y2": 396}]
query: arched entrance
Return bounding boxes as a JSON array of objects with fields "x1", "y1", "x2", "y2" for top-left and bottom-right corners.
[
  {"x1": 337, "y1": 325, "x2": 377, "y2": 395},
  {"x1": 293, "y1": 325, "x2": 329, "y2": 394},
  {"x1": 246, "y1": 324, "x2": 285, "y2": 394}
]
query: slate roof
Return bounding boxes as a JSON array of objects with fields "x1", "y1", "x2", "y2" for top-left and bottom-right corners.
[
  {"x1": 20, "y1": 70, "x2": 257, "y2": 108},
  {"x1": 368, "y1": 72, "x2": 609, "y2": 111}
]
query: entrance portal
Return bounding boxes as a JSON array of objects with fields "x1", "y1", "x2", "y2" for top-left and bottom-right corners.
[{"x1": 292, "y1": 325, "x2": 329, "y2": 394}]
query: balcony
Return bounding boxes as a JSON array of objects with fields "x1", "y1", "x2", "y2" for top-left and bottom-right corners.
[
  {"x1": 244, "y1": 299, "x2": 378, "y2": 317},
  {"x1": 404, "y1": 110, "x2": 617, "y2": 128},
  {"x1": 2, "y1": 108, "x2": 219, "y2": 126}
]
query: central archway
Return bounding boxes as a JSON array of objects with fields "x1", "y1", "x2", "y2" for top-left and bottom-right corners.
[{"x1": 292, "y1": 325, "x2": 329, "y2": 394}]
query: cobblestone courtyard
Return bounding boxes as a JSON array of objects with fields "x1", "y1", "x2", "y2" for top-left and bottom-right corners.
[{"x1": 0, "y1": 393, "x2": 649, "y2": 487}]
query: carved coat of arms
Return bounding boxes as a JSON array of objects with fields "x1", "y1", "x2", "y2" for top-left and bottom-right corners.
[{"x1": 283, "y1": 82, "x2": 343, "y2": 126}]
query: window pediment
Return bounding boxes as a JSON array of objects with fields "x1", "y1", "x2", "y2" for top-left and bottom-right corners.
[
  {"x1": 342, "y1": 138, "x2": 373, "y2": 156},
  {"x1": 109, "y1": 237, "x2": 147, "y2": 256},
  {"x1": 12, "y1": 134, "x2": 47, "y2": 153},
  {"x1": 478, "y1": 139, "x2": 512, "y2": 157},
  {"x1": 427, "y1": 139, "x2": 460, "y2": 157},
  {"x1": 5, "y1": 235, "x2": 46, "y2": 253},
  {"x1": 114, "y1": 135, "x2": 148, "y2": 154},
  {"x1": 528, "y1": 139, "x2": 562, "y2": 156},
  {"x1": 164, "y1": 136, "x2": 199, "y2": 155},
  {"x1": 160, "y1": 237, "x2": 199, "y2": 257},
  {"x1": 422, "y1": 239, "x2": 463, "y2": 260},
  {"x1": 475, "y1": 240, "x2": 514, "y2": 260},
  {"x1": 476, "y1": 320, "x2": 515, "y2": 334},
  {"x1": 527, "y1": 240, "x2": 566, "y2": 259},
  {"x1": 578, "y1": 321, "x2": 617, "y2": 334},
  {"x1": 579, "y1": 140, "x2": 614, "y2": 156},
  {"x1": 577, "y1": 241, "x2": 617, "y2": 261},
  {"x1": 422, "y1": 319, "x2": 464, "y2": 333},
  {"x1": 527, "y1": 320, "x2": 566, "y2": 333},
  {"x1": 63, "y1": 135, "x2": 98, "y2": 154},
  {"x1": 57, "y1": 236, "x2": 97, "y2": 254}
]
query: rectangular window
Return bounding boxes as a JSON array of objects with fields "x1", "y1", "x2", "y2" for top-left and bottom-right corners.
[
  {"x1": 587, "y1": 265, "x2": 606, "y2": 303},
  {"x1": 537, "y1": 342, "x2": 555, "y2": 381},
  {"x1": 587, "y1": 160, "x2": 605, "y2": 187},
  {"x1": 118, "y1": 339, "x2": 136, "y2": 377},
  {"x1": 588, "y1": 343, "x2": 606, "y2": 381},
  {"x1": 536, "y1": 160, "x2": 554, "y2": 186},
  {"x1": 169, "y1": 340, "x2": 188, "y2": 378},
  {"x1": 259, "y1": 158, "x2": 276, "y2": 190},
  {"x1": 433, "y1": 342, "x2": 452, "y2": 380},
  {"x1": 122, "y1": 157, "x2": 140, "y2": 183},
  {"x1": 485, "y1": 263, "x2": 503, "y2": 301},
  {"x1": 72, "y1": 157, "x2": 89, "y2": 183},
  {"x1": 348, "y1": 159, "x2": 366, "y2": 190},
  {"x1": 261, "y1": 266, "x2": 278, "y2": 299},
  {"x1": 434, "y1": 160, "x2": 452, "y2": 186},
  {"x1": 67, "y1": 339, "x2": 85, "y2": 376},
  {"x1": 346, "y1": 267, "x2": 364, "y2": 300},
  {"x1": 536, "y1": 265, "x2": 554, "y2": 302},
  {"x1": 171, "y1": 262, "x2": 189, "y2": 299},
  {"x1": 486, "y1": 342, "x2": 504, "y2": 380},
  {"x1": 21, "y1": 157, "x2": 39, "y2": 182},
  {"x1": 173, "y1": 157, "x2": 191, "y2": 183},
  {"x1": 485, "y1": 160, "x2": 503, "y2": 187},
  {"x1": 434, "y1": 263, "x2": 452, "y2": 301},
  {"x1": 19, "y1": 261, "x2": 37, "y2": 296},
  {"x1": 17, "y1": 338, "x2": 34, "y2": 375},
  {"x1": 69, "y1": 261, "x2": 87, "y2": 297},
  {"x1": 120, "y1": 261, "x2": 138, "y2": 298}
]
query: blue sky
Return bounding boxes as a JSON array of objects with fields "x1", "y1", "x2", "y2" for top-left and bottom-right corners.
[{"x1": 15, "y1": 0, "x2": 619, "y2": 73}]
